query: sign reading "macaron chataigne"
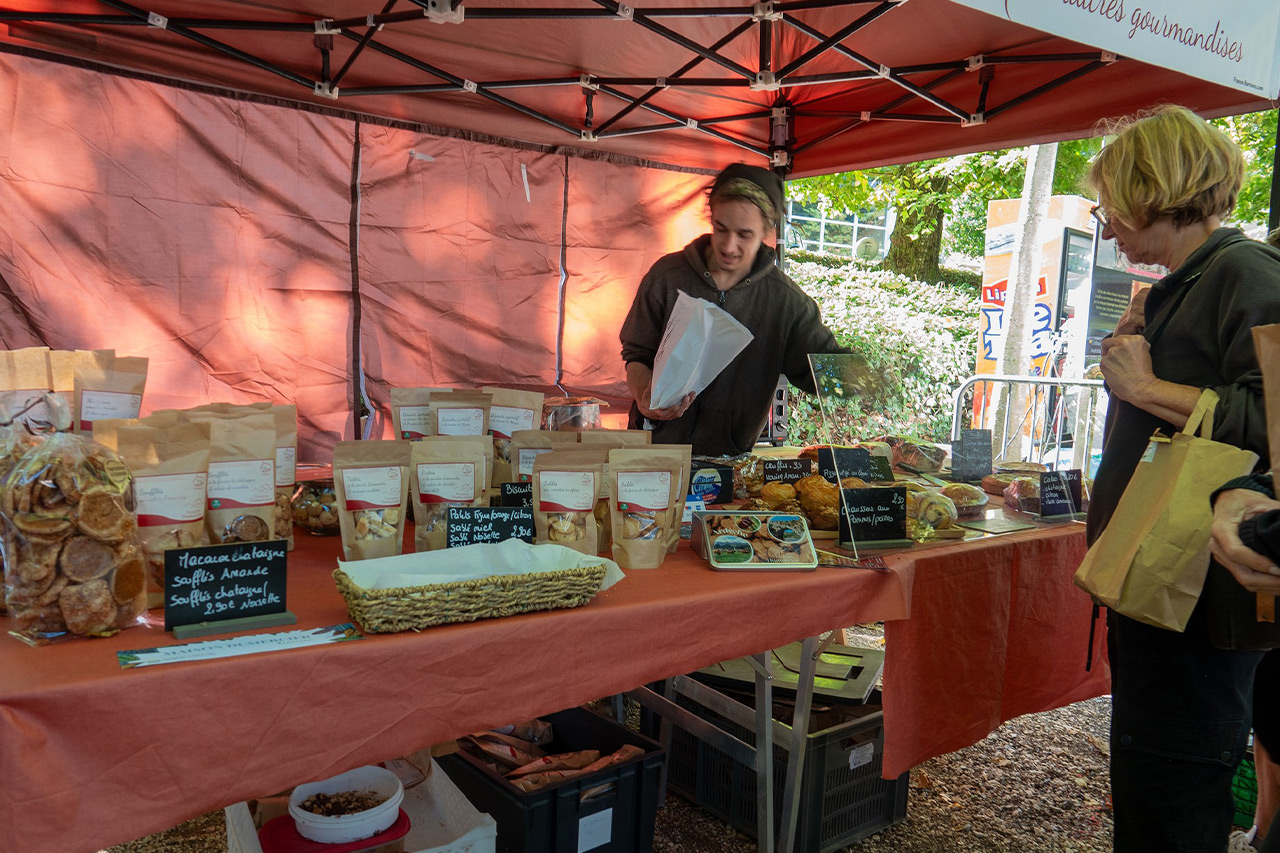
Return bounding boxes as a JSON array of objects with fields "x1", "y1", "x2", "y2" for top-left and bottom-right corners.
[{"x1": 164, "y1": 539, "x2": 287, "y2": 631}]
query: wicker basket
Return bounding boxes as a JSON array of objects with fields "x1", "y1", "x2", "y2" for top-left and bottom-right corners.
[{"x1": 333, "y1": 563, "x2": 609, "y2": 633}]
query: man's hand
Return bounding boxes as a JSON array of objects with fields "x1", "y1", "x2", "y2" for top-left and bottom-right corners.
[
  {"x1": 627, "y1": 361, "x2": 694, "y2": 421},
  {"x1": 1099, "y1": 334, "x2": 1157, "y2": 404},
  {"x1": 1209, "y1": 488, "x2": 1280, "y2": 595},
  {"x1": 1114, "y1": 286, "x2": 1151, "y2": 336},
  {"x1": 638, "y1": 386, "x2": 694, "y2": 421}
]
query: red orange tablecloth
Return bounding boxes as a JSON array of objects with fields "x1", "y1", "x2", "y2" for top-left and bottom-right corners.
[{"x1": 0, "y1": 520, "x2": 1106, "y2": 853}]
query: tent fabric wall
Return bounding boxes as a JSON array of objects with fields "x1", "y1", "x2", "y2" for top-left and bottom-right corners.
[
  {"x1": 0, "y1": 50, "x2": 710, "y2": 454},
  {"x1": 356, "y1": 126, "x2": 567, "y2": 439},
  {"x1": 561, "y1": 157, "x2": 711, "y2": 394},
  {"x1": 0, "y1": 51, "x2": 355, "y2": 460}
]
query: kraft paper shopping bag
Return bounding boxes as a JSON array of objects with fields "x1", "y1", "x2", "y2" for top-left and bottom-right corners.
[{"x1": 1074, "y1": 390, "x2": 1258, "y2": 632}]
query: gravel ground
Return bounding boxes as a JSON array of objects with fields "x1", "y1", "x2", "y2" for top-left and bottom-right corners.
[{"x1": 104, "y1": 627, "x2": 1116, "y2": 853}]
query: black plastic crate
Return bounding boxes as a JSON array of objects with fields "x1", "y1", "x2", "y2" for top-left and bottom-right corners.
[
  {"x1": 437, "y1": 707, "x2": 665, "y2": 853},
  {"x1": 664, "y1": 688, "x2": 907, "y2": 853}
]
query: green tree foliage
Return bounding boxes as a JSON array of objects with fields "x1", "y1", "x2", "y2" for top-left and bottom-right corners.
[
  {"x1": 789, "y1": 108, "x2": 1276, "y2": 273},
  {"x1": 1213, "y1": 110, "x2": 1277, "y2": 226}
]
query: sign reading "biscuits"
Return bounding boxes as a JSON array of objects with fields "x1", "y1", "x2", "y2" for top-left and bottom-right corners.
[{"x1": 164, "y1": 539, "x2": 288, "y2": 631}]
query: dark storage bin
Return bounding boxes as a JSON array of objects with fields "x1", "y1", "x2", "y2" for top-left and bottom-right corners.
[
  {"x1": 437, "y1": 707, "x2": 664, "y2": 853},
  {"x1": 663, "y1": 687, "x2": 907, "y2": 853}
]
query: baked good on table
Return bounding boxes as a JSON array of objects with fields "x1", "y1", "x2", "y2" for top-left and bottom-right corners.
[
  {"x1": 1003, "y1": 477, "x2": 1041, "y2": 513},
  {"x1": 941, "y1": 483, "x2": 989, "y2": 518},
  {"x1": 981, "y1": 472, "x2": 1018, "y2": 496},
  {"x1": 794, "y1": 474, "x2": 840, "y2": 530},
  {"x1": 994, "y1": 461, "x2": 1048, "y2": 474},
  {"x1": 868, "y1": 435, "x2": 948, "y2": 472}
]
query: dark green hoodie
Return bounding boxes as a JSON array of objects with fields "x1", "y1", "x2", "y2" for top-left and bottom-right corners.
[{"x1": 620, "y1": 235, "x2": 845, "y2": 456}]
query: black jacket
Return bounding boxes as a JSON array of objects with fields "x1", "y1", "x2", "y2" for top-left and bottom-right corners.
[{"x1": 1087, "y1": 229, "x2": 1280, "y2": 546}]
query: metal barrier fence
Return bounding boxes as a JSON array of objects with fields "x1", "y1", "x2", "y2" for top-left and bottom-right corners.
[{"x1": 950, "y1": 374, "x2": 1107, "y2": 472}]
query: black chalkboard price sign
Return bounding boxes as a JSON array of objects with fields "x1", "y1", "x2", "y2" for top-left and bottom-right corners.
[
  {"x1": 164, "y1": 539, "x2": 288, "y2": 631},
  {"x1": 817, "y1": 447, "x2": 894, "y2": 483},
  {"x1": 762, "y1": 457, "x2": 814, "y2": 485},
  {"x1": 1040, "y1": 469, "x2": 1085, "y2": 520},
  {"x1": 838, "y1": 486, "x2": 910, "y2": 547},
  {"x1": 447, "y1": 506, "x2": 535, "y2": 547},
  {"x1": 498, "y1": 481, "x2": 534, "y2": 508},
  {"x1": 950, "y1": 429, "x2": 993, "y2": 483}
]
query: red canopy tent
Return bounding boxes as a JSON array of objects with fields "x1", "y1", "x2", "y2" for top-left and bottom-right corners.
[{"x1": 0, "y1": 0, "x2": 1273, "y2": 456}]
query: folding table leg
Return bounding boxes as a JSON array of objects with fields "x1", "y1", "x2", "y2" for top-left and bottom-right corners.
[
  {"x1": 753, "y1": 650, "x2": 774, "y2": 853},
  {"x1": 778, "y1": 635, "x2": 819, "y2": 853},
  {"x1": 657, "y1": 677, "x2": 675, "y2": 807}
]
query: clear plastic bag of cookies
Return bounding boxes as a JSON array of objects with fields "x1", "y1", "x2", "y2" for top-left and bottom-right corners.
[
  {"x1": 1, "y1": 431, "x2": 146, "y2": 640},
  {"x1": 0, "y1": 426, "x2": 44, "y2": 615}
]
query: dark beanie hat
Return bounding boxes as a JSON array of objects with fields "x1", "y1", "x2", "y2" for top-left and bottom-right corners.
[{"x1": 712, "y1": 163, "x2": 785, "y2": 222}]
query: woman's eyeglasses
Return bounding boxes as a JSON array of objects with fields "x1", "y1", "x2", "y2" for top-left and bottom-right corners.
[{"x1": 1090, "y1": 204, "x2": 1111, "y2": 231}]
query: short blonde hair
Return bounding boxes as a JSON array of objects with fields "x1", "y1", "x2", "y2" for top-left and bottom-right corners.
[{"x1": 1085, "y1": 105, "x2": 1243, "y2": 229}]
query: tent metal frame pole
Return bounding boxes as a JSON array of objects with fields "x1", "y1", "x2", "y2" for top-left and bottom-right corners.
[
  {"x1": 984, "y1": 60, "x2": 1104, "y2": 120},
  {"x1": 783, "y1": 15, "x2": 969, "y2": 119},
  {"x1": 590, "y1": 0, "x2": 757, "y2": 81},
  {"x1": 1269, "y1": 112, "x2": 1280, "y2": 235},
  {"x1": 96, "y1": 0, "x2": 314, "y2": 88},
  {"x1": 593, "y1": 76, "x2": 754, "y2": 87},
  {"x1": 773, "y1": 1, "x2": 896, "y2": 79},
  {"x1": 345, "y1": 33, "x2": 583, "y2": 137},
  {"x1": 594, "y1": 19, "x2": 753, "y2": 134},
  {"x1": 596, "y1": 83, "x2": 769, "y2": 155},
  {"x1": 330, "y1": 0, "x2": 399, "y2": 88},
  {"x1": 790, "y1": 66, "x2": 964, "y2": 155},
  {"x1": 785, "y1": 70, "x2": 879, "y2": 86},
  {"x1": 347, "y1": 120, "x2": 364, "y2": 443}
]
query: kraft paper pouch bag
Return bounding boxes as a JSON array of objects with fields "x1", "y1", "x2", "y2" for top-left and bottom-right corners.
[
  {"x1": 49, "y1": 349, "x2": 107, "y2": 427},
  {"x1": 611, "y1": 446, "x2": 691, "y2": 554},
  {"x1": 391, "y1": 387, "x2": 445, "y2": 440},
  {"x1": 84, "y1": 417, "x2": 139, "y2": 453},
  {"x1": 539, "y1": 448, "x2": 610, "y2": 552},
  {"x1": 333, "y1": 440, "x2": 412, "y2": 561},
  {"x1": 427, "y1": 390, "x2": 492, "y2": 438},
  {"x1": 482, "y1": 387, "x2": 545, "y2": 487},
  {"x1": 510, "y1": 430, "x2": 579, "y2": 482},
  {"x1": 271, "y1": 405, "x2": 298, "y2": 551},
  {"x1": 608, "y1": 452, "x2": 683, "y2": 569},
  {"x1": 557, "y1": 435, "x2": 645, "y2": 550},
  {"x1": 115, "y1": 420, "x2": 212, "y2": 604},
  {"x1": 533, "y1": 450, "x2": 601, "y2": 557},
  {"x1": 577, "y1": 430, "x2": 652, "y2": 447},
  {"x1": 191, "y1": 413, "x2": 279, "y2": 546},
  {"x1": 1192, "y1": 324, "x2": 1280, "y2": 649},
  {"x1": 0, "y1": 347, "x2": 53, "y2": 431},
  {"x1": 410, "y1": 437, "x2": 488, "y2": 552},
  {"x1": 1073, "y1": 390, "x2": 1258, "y2": 632},
  {"x1": 74, "y1": 352, "x2": 148, "y2": 434},
  {"x1": 429, "y1": 433, "x2": 494, "y2": 499}
]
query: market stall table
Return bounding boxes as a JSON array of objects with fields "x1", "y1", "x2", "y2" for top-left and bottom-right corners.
[
  {"x1": 0, "y1": 515, "x2": 1106, "y2": 853},
  {"x1": 0, "y1": 528, "x2": 909, "y2": 853}
]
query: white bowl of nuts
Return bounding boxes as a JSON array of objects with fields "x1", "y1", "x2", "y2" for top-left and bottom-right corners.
[{"x1": 288, "y1": 764, "x2": 404, "y2": 843}]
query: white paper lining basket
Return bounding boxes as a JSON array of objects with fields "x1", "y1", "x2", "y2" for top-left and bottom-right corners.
[{"x1": 333, "y1": 562, "x2": 608, "y2": 633}]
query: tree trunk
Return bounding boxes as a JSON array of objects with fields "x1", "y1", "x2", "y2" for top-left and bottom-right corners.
[
  {"x1": 991, "y1": 142, "x2": 1059, "y2": 462},
  {"x1": 884, "y1": 174, "x2": 948, "y2": 283}
]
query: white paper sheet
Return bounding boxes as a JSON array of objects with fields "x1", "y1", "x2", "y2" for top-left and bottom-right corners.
[
  {"x1": 338, "y1": 538, "x2": 625, "y2": 591},
  {"x1": 650, "y1": 291, "x2": 754, "y2": 410}
]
